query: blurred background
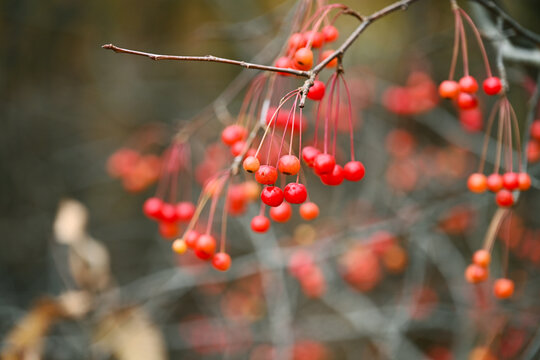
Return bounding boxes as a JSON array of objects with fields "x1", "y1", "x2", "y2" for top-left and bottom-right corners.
[{"x1": 2, "y1": 0, "x2": 540, "y2": 359}]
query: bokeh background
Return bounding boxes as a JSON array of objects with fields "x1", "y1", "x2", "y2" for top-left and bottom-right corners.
[{"x1": 2, "y1": 0, "x2": 540, "y2": 359}]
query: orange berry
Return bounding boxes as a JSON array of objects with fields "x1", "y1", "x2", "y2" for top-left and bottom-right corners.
[
  {"x1": 321, "y1": 50, "x2": 338, "y2": 68},
  {"x1": 465, "y1": 264, "x2": 488, "y2": 283},
  {"x1": 472, "y1": 249, "x2": 491, "y2": 268},
  {"x1": 493, "y1": 278, "x2": 514, "y2": 299},
  {"x1": 438, "y1": 80, "x2": 459, "y2": 99},
  {"x1": 243, "y1": 155, "x2": 260, "y2": 173},
  {"x1": 467, "y1": 173, "x2": 488, "y2": 193},
  {"x1": 293, "y1": 48, "x2": 313, "y2": 71},
  {"x1": 172, "y1": 239, "x2": 187, "y2": 254},
  {"x1": 299, "y1": 202, "x2": 319, "y2": 220}
]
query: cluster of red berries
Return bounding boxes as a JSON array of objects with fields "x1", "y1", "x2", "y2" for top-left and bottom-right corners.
[
  {"x1": 383, "y1": 71, "x2": 439, "y2": 116},
  {"x1": 288, "y1": 251, "x2": 326, "y2": 298},
  {"x1": 221, "y1": 123, "x2": 250, "y2": 158},
  {"x1": 172, "y1": 231, "x2": 231, "y2": 271},
  {"x1": 465, "y1": 249, "x2": 515, "y2": 299},
  {"x1": 143, "y1": 197, "x2": 195, "y2": 239},
  {"x1": 107, "y1": 147, "x2": 161, "y2": 192},
  {"x1": 526, "y1": 118, "x2": 540, "y2": 163},
  {"x1": 467, "y1": 171, "x2": 531, "y2": 207}
]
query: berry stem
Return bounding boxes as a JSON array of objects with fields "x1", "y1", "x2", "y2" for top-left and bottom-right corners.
[
  {"x1": 456, "y1": 11, "x2": 470, "y2": 77},
  {"x1": 458, "y1": 8, "x2": 493, "y2": 78},
  {"x1": 448, "y1": 9, "x2": 461, "y2": 80},
  {"x1": 482, "y1": 208, "x2": 508, "y2": 252},
  {"x1": 479, "y1": 98, "x2": 502, "y2": 174},
  {"x1": 340, "y1": 74, "x2": 356, "y2": 161}
]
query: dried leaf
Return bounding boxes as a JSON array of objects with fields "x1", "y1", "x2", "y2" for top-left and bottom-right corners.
[{"x1": 54, "y1": 199, "x2": 88, "y2": 245}]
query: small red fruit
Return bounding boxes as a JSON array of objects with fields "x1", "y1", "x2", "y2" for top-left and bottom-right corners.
[
  {"x1": 270, "y1": 202, "x2": 292, "y2": 223},
  {"x1": 194, "y1": 249, "x2": 212, "y2": 260},
  {"x1": 261, "y1": 186, "x2": 284, "y2": 207},
  {"x1": 467, "y1": 173, "x2": 488, "y2": 193},
  {"x1": 483, "y1": 76, "x2": 502, "y2": 95},
  {"x1": 532, "y1": 120, "x2": 540, "y2": 141},
  {"x1": 158, "y1": 221, "x2": 179, "y2": 239},
  {"x1": 176, "y1": 201, "x2": 195, "y2": 222},
  {"x1": 343, "y1": 161, "x2": 365, "y2": 182},
  {"x1": 304, "y1": 31, "x2": 324, "y2": 48},
  {"x1": 184, "y1": 230, "x2": 200, "y2": 248},
  {"x1": 457, "y1": 92, "x2": 478, "y2": 110},
  {"x1": 196, "y1": 234, "x2": 217, "y2": 255},
  {"x1": 472, "y1": 249, "x2": 491, "y2": 268},
  {"x1": 493, "y1": 278, "x2": 514, "y2": 299},
  {"x1": 313, "y1": 153, "x2": 335, "y2": 175},
  {"x1": 293, "y1": 48, "x2": 313, "y2": 71},
  {"x1": 284, "y1": 183, "x2": 307, "y2": 204},
  {"x1": 307, "y1": 80, "x2": 326, "y2": 101},
  {"x1": 212, "y1": 252, "x2": 231, "y2": 271},
  {"x1": 302, "y1": 146, "x2": 320, "y2": 167},
  {"x1": 438, "y1": 80, "x2": 460, "y2": 99},
  {"x1": 278, "y1": 155, "x2": 301, "y2": 175},
  {"x1": 299, "y1": 202, "x2": 319, "y2": 220},
  {"x1": 159, "y1": 203, "x2": 178, "y2": 223},
  {"x1": 320, "y1": 164, "x2": 344, "y2": 186},
  {"x1": 288, "y1": 33, "x2": 306, "y2": 51},
  {"x1": 251, "y1": 215, "x2": 271, "y2": 233},
  {"x1": 322, "y1": 25, "x2": 339, "y2": 42},
  {"x1": 143, "y1": 197, "x2": 163, "y2": 219},
  {"x1": 275, "y1": 56, "x2": 293, "y2": 76},
  {"x1": 486, "y1": 173, "x2": 503, "y2": 192},
  {"x1": 459, "y1": 76, "x2": 479, "y2": 93},
  {"x1": 320, "y1": 49, "x2": 338, "y2": 68},
  {"x1": 243, "y1": 155, "x2": 260, "y2": 173},
  {"x1": 518, "y1": 172, "x2": 531, "y2": 191},
  {"x1": 465, "y1": 264, "x2": 488, "y2": 283},
  {"x1": 230, "y1": 140, "x2": 246, "y2": 157},
  {"x1": 495, "y1": 189, "x2": 514, "y2": 207},
  {"x1": 221, "y1": 124, "x2": 246, "y2": 146},
  {"x1": 502, "y1": 172, "x2": 519, "y2": 191},
  {"x1": 255, "y1": 165, "x2": 278, "y2": 185}
]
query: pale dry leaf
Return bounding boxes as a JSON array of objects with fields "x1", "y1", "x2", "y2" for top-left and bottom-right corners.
[
  {"x1": 57, "y1": 290, "x2": 92, "y2": 319},
  {"x1": 94, "y1": 307, "x2": 167, "y2": 360},
  {"x1": 69, "y1": 236, "x2": 111, "y2": 292},
  {"x1": 53, "y1": 199, "x2": 88, "y2": 245}
]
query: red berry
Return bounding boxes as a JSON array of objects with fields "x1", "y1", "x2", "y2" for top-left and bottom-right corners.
[
  {"x1": 159, "y1": 203, "x2": 178, "y2": 223},
  {"x1": 495, "y1": 189, "x2": 514, "y2": 207},
  {"x1": 288, "y1": 33, "x2": 306, "y2": 51},
  {"x1": 194, "y1": 249, "x2": 212, "y2": 260},
  {"x1": 322, "y1": 25, "x2": 339, "y2": 42},
  {"x1": 465, "y1": 264, "x2": 488, "y2": 283},
  {"x1": 196, "y1": 234, "x2": 216, "y2": 255},
  {"x1": 518, "y1": 172, "x2": 531, "y2": 191},
  {"x1": 270, "y1": 202, "x2": 292, "y2": 222},
  {"x1": 320, "y1": 164, "x2": 344, "y2": 186},
  {"x1": 255, "y1": 165, "x2": 278, "y2": 185},
  {"x1": 467, "y1": 173, "x2": 488, "y2": 193},
  {"x1": 457, "y1": 92, "x2": 478, "y2": 109},
  {"x1": 307, "y1": 80, "x2": 326, "y2": 101},
  {"x1": 293, "y1": 48, "x2": 313, "y2": 71},
  {"x1": 251, "y1": 215, "x2": 270, "y2": 233},
  {"x1": 459, "y1": 76, "x2": 479, "y2": 93},
  {"x1": 531, "y1": 120, "x2": 540, "y2": 141},
  {"x1": 158, "y1": 221, "x2": 179, "y2": 239},
  {"x1": 212, "y1": 252, "x2": 231, "y2": 271},
  {"x1": 343, "y1": 161, "x2": 365, "y2": 182},
  {"x1": 483, "y1": 76, "x2": 502, "y2": 95},
  {"x1": 304, "y1": 31, "x2": 324, "y2": 48},
  {"x1": 313, "y1": 153, "x2": 335, "y2": 175},
  {"x1": 320, "y1": 49, "x2": 338, "y2": 68},
  {"x1": 528, "y1": 140, "x2": 540, "y2": 162},
  {"x1": 493, "y1": 278, "x2": 514, "y2": 299},
  {"x1": 221, "y1": 124, "x2": 246, "y2": 146},
  {"x1": 299, "y1": 202, "x2": 319, "y2": 220},
  {"x1": 502, "y1": 172, "x2": 519, "y2": 191},
  {"x1": 243, "y1": 155, "x2": 260, "y2": 173},
  {"x1": 143, "y1": 197, "x2": 163, "y2": 220},
  {"x1": 230, "y1": 140, "x2": 246, "y2": 157},
  {"x1": 302, "y1": 146, "x2": 320, "y2": 167},
  {"x1": 472, "y1": 249, "x2": 491, "y2": 268},
  {"x1": 176, "y1": 202, "x2": 195, "y2": 222},
  {"x1": 284, "y1": 183, "x2": 307, "y2": 204},
  {"x1": 261, "y1": 186, "x2": 284, "y2": 207},
  {"x1": 438, "y1": 80, "x2": 460, "y2": 99},
  {"x1": 486, "y1": 173, "x2": 503, "y2": 192},
  {"x1": 275, "y1": 56, "x2": 293, "y2": 76},
  {"x1": 184, "y1": 230, "x2": 200, "y2": 248}
]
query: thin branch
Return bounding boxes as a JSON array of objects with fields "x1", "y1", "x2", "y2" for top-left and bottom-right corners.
[{"x1": 101, "y1": 44, "x2": 310, "y2": 77}]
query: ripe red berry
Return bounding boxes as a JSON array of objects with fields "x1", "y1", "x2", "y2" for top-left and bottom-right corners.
[
  {"x1": 438, "y1": 80, "x2": 460, "y2": 99},
  {"x1": 532, "y1": 120, "x2": 540, "y2": 141},
  {"x1": 293, "y1": 48, "x2": 313, "y2": 71},
  {"x1": 221, "y1": 124, "x2": 246, "y2": 146},
  {"x1": 299, "y1": 202, "x2": 319, "y2": 220},
  {"x1": 270, "y1": 202, "x2": 292, "y2": 223},
  {"x1": 194, "y1": 249, "x2": 212, "y2": 260},
  {"x1": 343, "y1": 161, "x2": 365, "y2": 181},
  {"x1": 196, "y1": 234, "x2": 216, "y2": 255},
  {"x1": 159, "y1": 203, "x2": 178, "y2": 223},
  {"x1": 459, "y1": 76, "x2": 479, "y2": 93},
  {"x1": 261, "y1": 186, "x2": 284, "y2": 207},
  {"x1": 278, "y1": 155, "x2": 301, "y2": 175},
  {"x1": 320, "y1": 164, "x2": 344, "y2": 186},
  {"x1": 255, "y1": 165, "x2": 278, "y2": 185},
  {"x1": 212, "y1": 252, "x2": 231, "y2": 271},
  {"x1": 495, "y1": 189, "x2": 514, "y2": 207},
  {"x1": 320, "y1": 49, "x2": 337, "y2": 68},
  {"x1": 322, "y1": 25, "x2": 339, "y2": 42},
  {"x1": 465, "y1": 264, "x2": 488, "y2": 283},
  {"x1": 457, "y1": 92, "x2": 478, "y2": 110},
  {"x1": 307, "y1": 80, "x2": 326, "y2": 101},
  {"x1": 313, "y1": 153, "x2": 335, "y2": 175},
  {"x1": 243, "y1": 155, "x2": 260, "y2": 173},
  {"x1": 467, "y1": 173, "x2": 488, "y2": 193},
  {"x1": 184, "y1": 230, "x2": 200, "y2": 248},
  {"x1": 302, "y1": 146, "x2": 320, "y2": 167},
  {"x1": 502, "y1": 172, "x2": 519, "y2": 191},
  {"x1": 304, "y1": 31, "x2": 324, "y2": 48},
  {"x1": 230, "y1": 140, "x2": 246, "y2": 157},
  {"x1": 288, "y1": 33, "x2": 307, "y2": 51},
  {"x1": 486, "y1": 173, "x2": 503, "y2": 192},
  {"x1": 284, "y1": 183, "x2": 307, "y2": 204},
  {"x1": 158, "y1": 221, "x2": 179, "y2": 239},
  {"x1": 143, "y1": 197, "x2": 163, "y2": 220},
  {"x1": 518, "y1": 172, "x2": 531, "y2": 191},
  {"x1": 493, "y1": 278, "x2": 514, "y2": 299},
  {"x1": 251, "y1": 215, "x2": 271, "y2": 233},
  {"x1": 176, "y1": 201, "x2": 195, "y2": 222},
  {"x1": 275, "y1": 56, "x2": 293, "y2": 76},
  {"x1": 483, "y1": 76, "x2": 502, "y2": 95},
  {"x1": 472, "y1": 249, "x2": 491, "y2": 268}
]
